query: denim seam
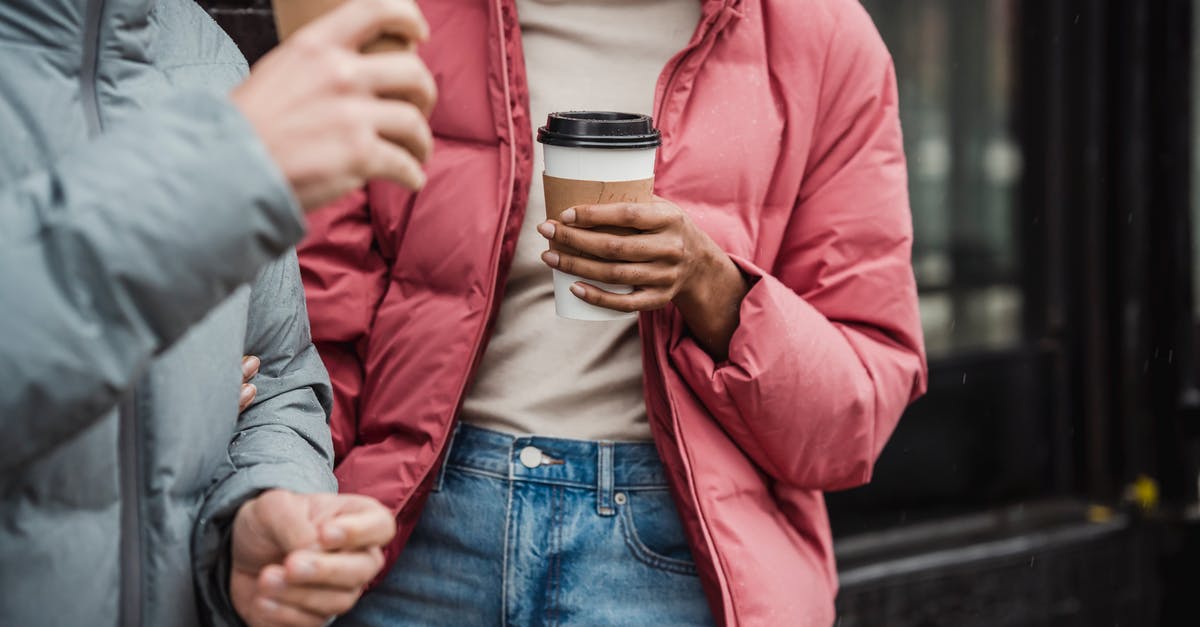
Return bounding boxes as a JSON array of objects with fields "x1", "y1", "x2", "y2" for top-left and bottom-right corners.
[
  {"x1": 561, "y1": 486, "x2": 570, "y2": 624},
  {"x1": 618, "y1": 503, "x2": 700, "y2": 577},
  {"x1": 445, "y1": 464, "x2": 670, "y2": 491},
  {"x1": 556, "y1": 485, "x2": 566, "y2": 625},
  {"x1": 433, "y1": 424, "x2": 460, "y2": 492},
  {"x1": 555, "y1": 486, "x2": 567, "y2": 623},
  {"x1": 617, "y1": 485, "x2": 673, "y2": 492},
  {"x1": 500, "y1": 443, "x2": 515, "y2": 627},
  {"x1": 448, "y1": 465, "x2": 511, "y2": 482},
  {"x1": 545, "y1": 485, "x2": 564, "y2": 626}
]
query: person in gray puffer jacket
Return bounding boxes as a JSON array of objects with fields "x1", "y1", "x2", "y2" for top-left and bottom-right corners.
[{"x1": 0, "y1": 0, "x2": 436, "y2": 626}]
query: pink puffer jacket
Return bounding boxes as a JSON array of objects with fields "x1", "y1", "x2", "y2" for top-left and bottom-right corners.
[{"x1": 298, "y1": 0, "x2": 927, "y2": 624}]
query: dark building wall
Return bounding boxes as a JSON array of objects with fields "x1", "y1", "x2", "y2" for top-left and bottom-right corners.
[{"x1": 201, "y1": 0, "x2": 277, "y2": 64}]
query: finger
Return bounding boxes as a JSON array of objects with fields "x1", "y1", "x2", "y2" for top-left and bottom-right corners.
[
  {"x1": 369, "y1": 99, "x2": 434, "y2": 163},
  {"x1": 570, "y1": 283, "x2": 672, "y2": 313},
  {"x1": 239, "y1": 384, "x2": 257, "y2": 413},
  {"x1": 542, "y1": 251, "x2": 676, "y2": 287},
  {"x1": 319, "y1": 507, "x2": 397, "y2": 551},
  {"x1": 242, "y1": 356, "x2": 261, "y2": 383},
  {"x1": 357, "y1": 53, "x2": 438, "y2": 116},
  {"x1": 300, "y1": 0, "x2": 429, "y2": 51},
  {"x1": 253, "y1": 595, "x2": 327, "y2": 627},
  {"x1": 562, "y1": 202, "x2": 679, "y2": 231},
  {"x1": 282, "y1": 548, "x2": 384, "y2": 588},
  {"x1": 253, "y1": 491, "x2": 322, "y2": 554},
  {"x1": 264, "y1": 586, "x2": 361, "y2": 621},
  {"x1": 259, "y1": 564, "x2": 365, "y2": 617},
  {"x1": 537, "y1": 222, "x2": 675, "y2": 262},
  {"x1": 362, "y1": 134, "x2": 427, "y2": 189}
]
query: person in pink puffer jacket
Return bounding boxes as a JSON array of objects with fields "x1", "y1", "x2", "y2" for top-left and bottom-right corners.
[{"x1": 298, "y1": 0, "x2": 927, "y2": 625}]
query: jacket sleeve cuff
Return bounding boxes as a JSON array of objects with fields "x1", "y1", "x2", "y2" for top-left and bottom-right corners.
[
  {"x1": 669, "y1": 254, "x2": 803, "y2": 381},
  {"x1": 192, "y1": 460, "x2": 337, "y2": 626},
  {"x1": 666, "y1": 255, "x2": 817, "y2": 478}
]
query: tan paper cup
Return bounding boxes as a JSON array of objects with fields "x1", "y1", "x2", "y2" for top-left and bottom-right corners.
[
  {"x1": 271, "y1": 0, "x2": 410, "y2": 52},
  {"x1": 537, "y1": 112, "x2": 661, "y2": 321}
]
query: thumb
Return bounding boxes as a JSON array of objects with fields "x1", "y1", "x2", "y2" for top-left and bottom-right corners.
[
  {"x1": 317, "y1": 494, "x2": 397, "y2": 551},
  {"x1": 252, "y1": 490, "x2": 322, "y2": 556}
]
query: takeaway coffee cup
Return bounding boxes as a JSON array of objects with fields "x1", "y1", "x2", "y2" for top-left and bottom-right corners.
[
  {"x1": 536, "y1": 112, "x2": 661, "y2": 321},
  {"x1": 271, "y1": 0, "x2": 410, "y2": 52}
]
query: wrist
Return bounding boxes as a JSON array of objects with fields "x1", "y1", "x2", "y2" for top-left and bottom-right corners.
[
  {"x1": 681, "y1": 246, "x2": 724, "y2": 307},
  {"x1": 677, "y1": 243, "x2": 741, "y2": 309},
  {"x1": 674, "y1": 244, "x2": 749, "y2": 361}
]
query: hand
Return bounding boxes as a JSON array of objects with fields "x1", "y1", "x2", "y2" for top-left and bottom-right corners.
[
  {"x1": 240, "y1": 355, "x2": 260, "y2": 413},
  {"x1": 231, "y1": 490, "x2": 396, "y2": 627},
  {"x1": 231, "y1": 0, "x2": 438, "y2": 211},
  {"x1": 537, "y1": 198, "x2": 750, "y2": 361}
]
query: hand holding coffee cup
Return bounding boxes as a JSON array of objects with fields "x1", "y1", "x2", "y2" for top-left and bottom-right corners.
[
  {"x1": 537, "y1": 193, "x2": 737, "y2": 317},
  {"x1": 231, "y1": 0, "x2": 437, "y2": 211},
  {"x1": 536, "y1": 112, "x2": 740, "y2": 322},
  {"x1": 536, "y1": 112, "x2": 657, "y2": 321}
]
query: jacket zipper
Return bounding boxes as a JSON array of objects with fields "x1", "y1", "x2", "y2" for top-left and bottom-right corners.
[
  {"x1": 649, "y1": 3, "x2": 739, "y2": 624},
  {"x1": 118, "y1": 390, "x2": 144, "y2": 627},
  {"x1": 653, "y1": 0, "x2": 730, "y2": 124},
  {"x1": 652, "y1": 41, "x2": 691, "y2": 125},
  {"x1": 466, "y1": 0, "x2": 522, "y2": 392},
  {"x1": 397, "y1": 0, "x2": 521, "y2": 517},
  {"x1": 84, "y1": 2, "x2": 142, "y2": 624},
  {"x1": 82, "y1": 0, "x2": 106, "y2": 137}
]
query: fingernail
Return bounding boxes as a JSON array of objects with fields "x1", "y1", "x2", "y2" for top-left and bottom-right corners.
[
  {"x1": 240, "y1": 384, "x2": 255, "y2": 404},
  {"x1": 323, "y1": 523, "x2": 346, "y2": 545},
  {"x1": 262, "y1": 569, "x2": 285, "y2": 590},
  {"x1": 293, "y1": 557, "x2": 315, "y2": 578},
  {"x1": 258, "y1": 597, "x2": 279, "y2": 613},
  {"x1": 541, "y1": 251, "x2": 560, "y2": 267},
  {"x1": 561, "y1": 208, "x2": 577, "y2": 224},
  {"x1": 570, "y1": 284, "x2": 586, "y2": 298},
  {"x1": 241, "y1": 356, "x2": 259, "y2": 378},
  {"x1": 537, "y1": 222, "x2": 555, "y2": 238}
]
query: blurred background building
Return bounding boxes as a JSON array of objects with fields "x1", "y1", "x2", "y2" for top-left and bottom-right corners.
[{"x1": 199, "y1": 0, "x2": 1200, "y2": 624}]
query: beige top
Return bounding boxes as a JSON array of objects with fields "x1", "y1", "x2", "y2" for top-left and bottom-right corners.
[{"x1": 459, "y1": 0, "x2": 701, "y2": 441}]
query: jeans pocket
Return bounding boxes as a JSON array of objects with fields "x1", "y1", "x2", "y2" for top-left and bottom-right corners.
[{"x1": 618, "y1": 489, "x2": 699, "y2": 576}]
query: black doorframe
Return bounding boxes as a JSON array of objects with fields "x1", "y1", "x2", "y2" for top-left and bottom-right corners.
[
  {"x1": 1018, "y1": 0, "x2": 1197, "y2": 506},
  {"x1": 1142, "y1": 0, "x2": 1198, "y2": 506}
]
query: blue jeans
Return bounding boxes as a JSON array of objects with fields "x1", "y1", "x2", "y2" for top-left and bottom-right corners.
[{"x1": 337, "y1": 424, "x2": 714, "y2": 626}]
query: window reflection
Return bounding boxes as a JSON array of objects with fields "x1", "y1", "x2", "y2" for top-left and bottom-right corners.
[{"x1": 862, "y1": 0, "x2": 1023, "y2": 357}]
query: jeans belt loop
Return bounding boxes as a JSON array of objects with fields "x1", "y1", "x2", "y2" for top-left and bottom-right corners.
[{"x1": 597, "y1": 441, "x2": 616, "y2": 517}]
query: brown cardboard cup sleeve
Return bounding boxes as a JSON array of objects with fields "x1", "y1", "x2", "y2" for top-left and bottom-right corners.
[
  {"x1": 542, "y1": 174, "x2": 655, "y2": 257},
  {"x1": 272, "y1": 0, "x2": 411, "y2": 52}
]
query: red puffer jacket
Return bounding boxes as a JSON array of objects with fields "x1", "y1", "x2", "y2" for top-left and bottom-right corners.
[{"x1": 298, "y1": 0, "x2": 927, "y2": 624}]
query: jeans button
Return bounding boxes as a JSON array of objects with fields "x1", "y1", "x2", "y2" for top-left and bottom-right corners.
[{"x1": 519, "y1": 445, "x2": 543, "y2": 468}]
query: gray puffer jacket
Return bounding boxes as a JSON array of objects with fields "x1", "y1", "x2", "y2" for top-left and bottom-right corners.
[{"x1": 0, "y1": 1, "x2": 336, "y2": 626}]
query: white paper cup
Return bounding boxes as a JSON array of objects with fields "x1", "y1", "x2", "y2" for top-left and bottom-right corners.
[{"x1": 538, "y1": 112, "x2": 661, "y2": 321}]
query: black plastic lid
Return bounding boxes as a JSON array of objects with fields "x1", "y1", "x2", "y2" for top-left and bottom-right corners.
[{"x1": 537, "y1": 111, "x2": 661, "y2": 149}]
